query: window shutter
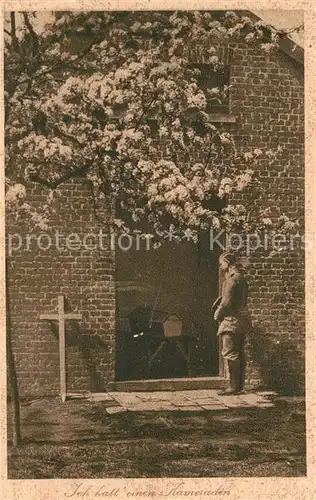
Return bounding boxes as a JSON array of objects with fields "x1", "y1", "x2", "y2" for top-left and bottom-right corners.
[{"x1": 217, "y1": 46, "x2": 233, "y2": 66}]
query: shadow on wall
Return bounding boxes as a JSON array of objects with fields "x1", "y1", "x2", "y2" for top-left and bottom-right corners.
[
  {"x1": 49, "y1": 320, "x2": 107, "y2": 393},
  {"x1": 246, "y1": 320, "x2": 305, "y2": 395}
]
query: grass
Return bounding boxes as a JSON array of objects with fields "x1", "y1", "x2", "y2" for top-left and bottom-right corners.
[{"x1": 7, "y1": 395, "x2": 306, "y2": 478}]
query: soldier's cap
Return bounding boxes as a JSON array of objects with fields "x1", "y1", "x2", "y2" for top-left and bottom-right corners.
[{"x1": 219, "y1": 251, "x2": 237, "y2": 265}]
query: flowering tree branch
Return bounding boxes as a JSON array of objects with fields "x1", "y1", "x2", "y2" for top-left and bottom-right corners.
[{"x1": 5, "y1": 11, "x2": 303, "y2": 236}]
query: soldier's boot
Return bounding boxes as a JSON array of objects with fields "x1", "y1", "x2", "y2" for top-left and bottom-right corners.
[
  {"x1": 238, "y1": 357, "x2": 245, "y2": 394},
  {"x1": 230, "y1": 358, "x2": 245, "y2": 394},
  {"x1": 218, "y1": 359, "x2": 243, "y2": 396}
]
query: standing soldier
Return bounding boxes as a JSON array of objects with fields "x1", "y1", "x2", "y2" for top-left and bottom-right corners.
[{"x1": 213, "y1": 252, "x2": 248, "y2": 395}]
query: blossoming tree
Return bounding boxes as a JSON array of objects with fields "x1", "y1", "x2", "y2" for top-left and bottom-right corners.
[
  {"x1": 4, "y1": 9, "x2": 303, "y2": 444},
  {"x1": 5, "y1": 10, "x2": 302, "y2": 239}
]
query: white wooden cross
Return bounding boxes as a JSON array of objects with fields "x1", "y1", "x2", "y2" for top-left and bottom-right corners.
[{"x1": 40, "y1": 295, "x2": 82, "y2": 402}]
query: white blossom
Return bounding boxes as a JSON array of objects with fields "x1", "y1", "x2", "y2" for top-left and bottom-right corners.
[
  {"x1": 6, "y1": 184, "x2": 26, "y2": 203},
  {"x1": 245, "y1": 32, "x2": 255, "y2": 42},
  {"x1": 262, "y1": 218, "x2": 273, "y2": 226}
]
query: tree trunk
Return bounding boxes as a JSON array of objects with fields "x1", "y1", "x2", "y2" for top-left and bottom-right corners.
[{"x1": 6, "y1": 260, "x2": 21, "y2": 446}]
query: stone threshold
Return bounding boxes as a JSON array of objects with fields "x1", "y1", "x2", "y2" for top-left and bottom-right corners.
[{"x1": 108, "y1": 376, "x2": 228, "y2": 392}]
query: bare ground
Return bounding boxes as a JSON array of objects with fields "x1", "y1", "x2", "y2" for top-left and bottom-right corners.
[{"x1": 7, "y1": 395, "x2": 306, "y2": 478}]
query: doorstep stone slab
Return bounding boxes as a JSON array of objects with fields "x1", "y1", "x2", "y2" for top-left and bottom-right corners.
[
  {"x1": 126, "y1": 401, "x2": 176, "y2": 411},
  {"x1": 98, "y1": 390, "x2": 276, "y2": 412},
  {"x1": 172, "y1": 405, "x2": 205, "y2": 411},
  {"x1": 106, "y1": 406, "x2": 128, "y2": 414},
  {"x1": 201, "y1": 404, "x2": 228, "y2": 411},
  {"x1": 108, "y1": 392, "x2": 143, "y2": 405},
  {"x1": 233, "y1": 398, "x2": 255, "y2": 407},
  {"x1": 256, "y1": 391, "x2": 278, "y2": 396},
  {"x1": 252, "y1": 402, "x2": 275, "y2": 408},
  {"x1": 89, "y1": 393, "x2": 116, "y2": 402},
  {"x1": 194, "y1": 399, "x2": 229, "y2": 406},
  {"x1": 238, "y1": 394, "x2": 268, "y2": 404},
  {"x1": 171, "y1": 399, "x2": 199, "y2": 407},
  {"x1": 150, "y1": 403, "x2": 179, "y2": 411},
  {"x1": 213, "y1": 397, "x2": 249, "y2": 408},
  {"x1": 226, "y1": 401, "x2": 255, "y2": 408},
  {"x1": 136, "y1": 393, "x2": 170, "y2": 402},
  {"x1": 186, "y1": 398, "x2": 222, "y2": 405},
  {"x1": 162, "y1": 392, "x2": 184, "y2": 401},
  {"x1": 179, "y1": 390, "x2": 220, "y2": 399},
  {"x1": 138, "y1": 392, "x2": 188, "y2": 402},
  {"x1": 126, "y1": 403, "x2": 177, "y2": 412}
]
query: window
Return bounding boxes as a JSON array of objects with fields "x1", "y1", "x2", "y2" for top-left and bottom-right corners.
[{"x1": 188, "y1": 63, "x2": 230, "y2": 115}]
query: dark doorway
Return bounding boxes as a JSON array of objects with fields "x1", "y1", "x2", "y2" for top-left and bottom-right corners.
[{"x1": 115, "y1": 235, "x2": 220, "y2": 380}]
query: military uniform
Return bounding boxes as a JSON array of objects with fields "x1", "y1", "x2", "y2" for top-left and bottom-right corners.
[{"x1": 213, "y1": 266, "x2": 248, "y2": 393}]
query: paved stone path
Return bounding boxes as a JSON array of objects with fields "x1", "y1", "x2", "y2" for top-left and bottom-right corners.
[{"x1": 89, "y1": 390, "x2": 277, "y2": 414}]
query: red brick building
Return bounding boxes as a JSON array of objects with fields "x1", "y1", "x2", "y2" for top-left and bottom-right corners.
[{"x1": 6, "y1": 12, "x2": 304, "y2": 397}]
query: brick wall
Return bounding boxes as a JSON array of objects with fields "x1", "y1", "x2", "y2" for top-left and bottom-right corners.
[
  {"x1": 7, "y1": 180, "x2": 116, "y2": 397},
  {"x1": 6, "y1": 39, "x2": 304, "y2": 397},
  {"x1": 230, "y1": 44, "x2": 304, "y2": 393}
]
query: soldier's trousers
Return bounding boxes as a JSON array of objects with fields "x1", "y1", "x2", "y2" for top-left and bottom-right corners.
[
  {"x1": 221, "y1": 331, "x2": 245, "y2": 390},
  {"x1": 221, "y1": 331, "x2": 244, "y2": 361}
]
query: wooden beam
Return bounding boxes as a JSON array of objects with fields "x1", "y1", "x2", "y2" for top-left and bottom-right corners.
[
  {"x1": 40, "y1": 296, "x2": 82, "y2": 402},
  {"x1": 39, "y1": 314, "x2": 59, "y2": 320}
]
